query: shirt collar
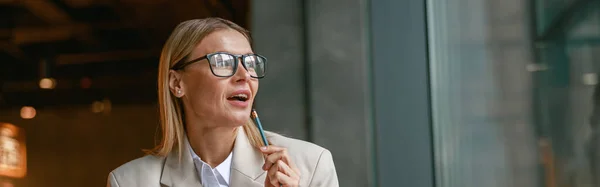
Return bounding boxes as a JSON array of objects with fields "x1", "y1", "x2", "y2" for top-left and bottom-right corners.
[{"x1": 187, "y1": 137, "x2": 233, "y2": 185}]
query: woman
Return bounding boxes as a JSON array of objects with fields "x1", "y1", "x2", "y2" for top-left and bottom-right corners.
[{"x1": 106, "y1": 18, "x2": 338, "y2": 187}]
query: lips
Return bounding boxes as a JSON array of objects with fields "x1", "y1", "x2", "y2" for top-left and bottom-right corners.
[
  {"x1": 227, "y1": 90, "x2": 252, "y2": 108},
  {"x1": 227, "y1": 93, "x2": 249, "y2": 102}
]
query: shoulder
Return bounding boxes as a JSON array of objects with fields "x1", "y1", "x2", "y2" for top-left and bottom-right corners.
[
  {"x1": 108, "y1": 155, "x2": 165, "y2": 186},
  {"x1": 265, "y1": 131, "x2": 339, "y2": 186},
  {"x1": 265, "y1": 131, "x2": 328, "y2": 157}
]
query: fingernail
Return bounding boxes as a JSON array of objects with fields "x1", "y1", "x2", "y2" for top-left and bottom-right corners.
[{"x1": 261, "y1": 146, "x2": 267, "y2": 150}]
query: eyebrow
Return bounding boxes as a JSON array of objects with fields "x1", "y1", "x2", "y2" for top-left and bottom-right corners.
[{"x1": 210, "y1": 51, "x2": 255, "y2": 55}]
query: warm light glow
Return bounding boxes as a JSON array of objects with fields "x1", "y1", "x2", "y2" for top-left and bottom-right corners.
[
  {"x1": 91, "y1": 99, "x2": 112, "y2": 114},
  {"x1": 103, "y1": 98, "x2": 112, "y2": 114},
  {"x1": 0, "y1": 123, "x2": 27, "y2": 178},
  {"x1": 2, "y1": 182, "x2": 14, "y2": 187},
  {"x1": 19, "y1": 107, "x2": 36, "y2": 119},
  {"x1": 91, "y1": 101, "x2": 104, "y2": 113},
  {"x1": 38, "y1": 78, "x2": 56, "y2": 89}
]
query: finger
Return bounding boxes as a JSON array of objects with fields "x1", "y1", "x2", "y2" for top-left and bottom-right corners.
[
  {"x1": 263, "y1": 151, "x2": 290, "y2": 170},
  {"x1": 263, "y1": 147, "x2": 295, "y2": 169},
  {"x1": 260, "y1": 145, "x2": 286, "y2": 154},
  {"x1": 276, "y1": 160, "x2": 297, "y2": 178},
  {"x1": 274, "y1": 171, "x2": 296, "y2": 187},
  {"x1": 264, "y1": 176, "x2": 277, "y2": 187},
  {"x1": 263, "y1": 151, "x2": 283, "y2": 170},
  {"x1": 267, "y1": 160, "x2": 299, "y2": 187},
  {"x1": 267, "y1": 161, "x2": 280, "y2": 186}
]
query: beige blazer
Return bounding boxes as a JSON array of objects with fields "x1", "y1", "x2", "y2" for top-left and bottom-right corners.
[{"x1": 106, "y1": 128, "x2": 339, "y2": 187}]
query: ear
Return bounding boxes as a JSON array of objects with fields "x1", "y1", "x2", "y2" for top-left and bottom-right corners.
[{"x1": 169, "y1": 70, "x2": 185, "y2": 98}]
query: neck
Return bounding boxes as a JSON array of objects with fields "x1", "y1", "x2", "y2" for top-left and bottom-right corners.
[{"x1": 186, "y1": 123, "x2": 238, "y2": 168}]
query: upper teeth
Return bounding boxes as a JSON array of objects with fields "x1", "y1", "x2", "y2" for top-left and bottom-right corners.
[{"x1": 233, "y1": 94, "x2": 248, "y2": 99}]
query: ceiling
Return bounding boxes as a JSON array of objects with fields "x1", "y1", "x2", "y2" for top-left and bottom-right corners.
[{"x1": 0, "y1": 0, "x2": 250, "y2": 108}]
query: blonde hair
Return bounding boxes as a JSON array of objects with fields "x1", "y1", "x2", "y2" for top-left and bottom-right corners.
[{"x1": 145, "y1": 18, "x2": 268, "y2": 158}]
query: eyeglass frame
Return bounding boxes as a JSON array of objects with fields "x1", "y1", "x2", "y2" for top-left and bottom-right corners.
[{"x1": 170, "y1": 52, "x2": 267, "y2": 79}]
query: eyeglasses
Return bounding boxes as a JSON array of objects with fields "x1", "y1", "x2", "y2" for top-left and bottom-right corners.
[{"x1": 171, "y1": 52, "x2": 267, "y2": 78}]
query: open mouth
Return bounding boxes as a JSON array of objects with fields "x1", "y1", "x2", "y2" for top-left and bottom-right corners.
[{"x1": 227, "y1": 93, "x2": 249, "y2": 102}]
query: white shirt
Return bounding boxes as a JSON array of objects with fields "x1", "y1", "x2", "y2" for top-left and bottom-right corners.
[{"x1": 188, "y1": 142, "x2": 233, "y2": 187}]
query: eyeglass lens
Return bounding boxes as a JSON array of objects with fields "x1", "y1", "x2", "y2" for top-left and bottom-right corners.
[{"x1": 208, "y1": 53, "x2": 265, "y2": 77}]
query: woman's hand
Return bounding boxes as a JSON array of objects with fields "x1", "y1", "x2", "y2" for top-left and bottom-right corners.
[{"x1": 260, "y1": 146, "x2": 300, "y2": 187}]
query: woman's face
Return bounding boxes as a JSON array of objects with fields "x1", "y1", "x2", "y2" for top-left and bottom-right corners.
[{"x1": 171, "y1": 29, "x2": 258, "y2": 128}]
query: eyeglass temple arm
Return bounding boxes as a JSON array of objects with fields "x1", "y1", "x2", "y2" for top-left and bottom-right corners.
[{"x1": 171, "y1": 56, "x2": 208, "y2": 70}]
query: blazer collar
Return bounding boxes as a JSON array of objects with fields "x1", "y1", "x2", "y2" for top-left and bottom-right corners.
[
  {"x1": 160, "y1": 135, "x2": 201, "y2": 187},
  {"x1": 230, "y1": 127, "x2": 266, "y2": 186},
  {"x1": 160, "y1": 127, "x2": 265, "y2": 187}
]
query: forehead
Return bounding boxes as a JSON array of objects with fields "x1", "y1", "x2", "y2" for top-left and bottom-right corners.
[{"x1": 191, "y1": 29, "x2": 252, "y2": 59}]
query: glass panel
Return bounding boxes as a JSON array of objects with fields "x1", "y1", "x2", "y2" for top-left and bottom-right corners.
[
  {"x1": 427, "y1": 0, "x2": 540, "y2": 186},
  {"x1": 534, "y1": 3, "x2": 600, "y2": 187},
  {"x1": 535, "y1": 0, "x2": 576, "y2": 35}
]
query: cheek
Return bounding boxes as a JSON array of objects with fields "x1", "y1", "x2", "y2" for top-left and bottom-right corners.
[
  {"x1": 185, "y1": 80, "x2": 226, "y2": 117},
  {"x1": 190, "y1": 80, "x2": 224, "y2": 100},
  {"x1": 252, "y1": 81, "x2": 259, "y2": 95},
  {"x1": 183, "y1": 72, "x2": 224, "y2": 103}
]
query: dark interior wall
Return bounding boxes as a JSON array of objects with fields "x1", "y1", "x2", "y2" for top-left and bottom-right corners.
[{"x1": 0, "y1": 104, "x2": 158, "y2": 187}]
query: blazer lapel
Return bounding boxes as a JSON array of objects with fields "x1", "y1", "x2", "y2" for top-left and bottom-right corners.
[
  {"x1": 160, "y1": 136, "x2": 202, "y2": 187},
  {"x1": 229, "y1": 127, "x2": 266, "y2": 187},
  {"x1": 160, "y1": 128, "x2": 265, "y2": 187}
]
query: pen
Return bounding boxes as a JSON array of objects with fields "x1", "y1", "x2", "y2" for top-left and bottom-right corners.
[
  {"x1": 251, "y1": 109, "x2": 269, "y2": 146},
  {"x1": 251, "y1": 109, "x2": 283, "y2": 187}
]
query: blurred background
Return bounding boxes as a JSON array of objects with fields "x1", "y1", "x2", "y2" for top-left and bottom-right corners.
[{"x1": 0, "y1": 0, "x2": 598, "y2": 186}]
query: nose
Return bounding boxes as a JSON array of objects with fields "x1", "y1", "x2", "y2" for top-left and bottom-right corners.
[{"x1": 232, "y1": 60, "x2": 250, "y2": 82}]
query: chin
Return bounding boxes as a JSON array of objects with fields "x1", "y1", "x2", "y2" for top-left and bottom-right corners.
[
  {"x1": 228, "y1": 114, "x2": 249, "y2": 126},
  {"x1": 230, "y1": 118, "x2": 248, "y2": 126},
  {"x1": 223, "y1": 107, "x2": 251, "y2": 125}
]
